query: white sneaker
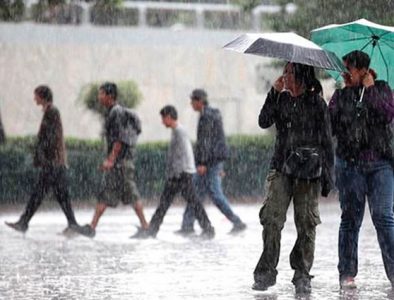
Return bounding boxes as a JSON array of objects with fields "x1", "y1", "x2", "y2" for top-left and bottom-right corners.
[{"x1": 340, "y1": 277, "x2": 357, "y2": 289}]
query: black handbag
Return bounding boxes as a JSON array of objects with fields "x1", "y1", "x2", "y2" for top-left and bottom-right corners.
[{"x1": 282, "y1": 147, "x2": 322, "y2": 179}]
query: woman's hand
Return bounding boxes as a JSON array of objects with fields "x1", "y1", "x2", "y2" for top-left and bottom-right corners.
[
  {"x1": 362, "y1": 70, "x2": 375, "y2": 88},
  {"x1": 341, "y1": 72, "x2": 353, "y2": 87},
  {"x1": 273, "y1": 75, "x2": 284, "y2": 92}
]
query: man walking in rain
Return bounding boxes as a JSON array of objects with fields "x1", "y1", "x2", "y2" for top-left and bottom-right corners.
[
  {"x1": 5, "y1": 85, "x2": 91, "y2": 236},
  {"x1": 136, "y1": 105, "x2": 214, "y2": 238},
  {"x1": 87, "y1": 82, "x2": 149, "y2": 237},
  {"x1": 178, "y1": 89, "x2": 246, "y2": 234}
]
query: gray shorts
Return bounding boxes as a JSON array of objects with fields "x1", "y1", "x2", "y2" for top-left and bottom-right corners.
[{"x1": 98, "y1": 160, "x2": 140, "y2": 207}]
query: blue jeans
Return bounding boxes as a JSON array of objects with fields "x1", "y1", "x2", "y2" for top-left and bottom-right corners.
[
  {"x1": 336, "y1": 157, "x2": 394, "y2": 282},
  {"x1": 181, "y1": 163, "x2": 243, "y2": 230}
]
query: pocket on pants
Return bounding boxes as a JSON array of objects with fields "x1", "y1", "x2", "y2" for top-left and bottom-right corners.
[
  {"x1": 258, "y1": 203, "x2": 267, "y2": 226},
  {"x1": 308, "y1": 207, "x2": 321, "y2": 227},
  {"x1": 259, "y1": 170, "x2": 278, "y2": 225}
]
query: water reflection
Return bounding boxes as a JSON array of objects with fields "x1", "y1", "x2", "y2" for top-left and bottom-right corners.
[
  {"x1": 0, "y1": 203, "x2": 393, "y2": 299},
  {"x1": 339, "y1": 288, "x2": 359, "y2": 300},
  {"x1": 253, "y1": 293, "x2": 278, "y2": 300}
]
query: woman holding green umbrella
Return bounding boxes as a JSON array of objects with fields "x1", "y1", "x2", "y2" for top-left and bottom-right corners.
[{"x1": 329, "y1": 50, "x2": 394, "y2": 289}]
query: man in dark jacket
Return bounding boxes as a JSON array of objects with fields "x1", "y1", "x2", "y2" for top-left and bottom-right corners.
[
  {"x1": 178, "y1": 89, "x2": 246, "y2": 234},
  {"x1": 329, "y1": 50, "x2": 394, "y2": 289},
  {"x1": 5, "y1": 85, "x2": 90, "y2": 236}
]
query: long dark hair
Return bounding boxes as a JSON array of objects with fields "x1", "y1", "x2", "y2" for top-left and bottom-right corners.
[{"x1": 289, "y1": 62, "x2": 323, "y2": 96}]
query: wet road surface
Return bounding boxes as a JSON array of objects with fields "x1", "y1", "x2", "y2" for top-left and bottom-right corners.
[{"x1": 0, "y1": 202, "x2": 393, "y2": 300}]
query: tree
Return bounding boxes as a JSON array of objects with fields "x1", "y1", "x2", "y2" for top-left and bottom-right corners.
[
  {"x1": 78, "y1": 80, "x2": 142, "y2": 118},
  {"x1": 230, "y1": 0, "x2": 262, "y2": 12},
  {"x1": 0, "y1": 0, "x2": 24, "y2": 21},
  {"x1": 90, "y1": 0, "x2": 123, "y2": 25},
  {"x1": 266, "y1": 0, "x2": 394, "y2": 38}
]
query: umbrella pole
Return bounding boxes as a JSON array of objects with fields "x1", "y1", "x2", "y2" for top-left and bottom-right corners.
[
  {"x1": 359, "y1": 86, "x2": 366, "y2": 103},
  {"x1": 359, "y1": 41, "x2": 377, "y2": 103}
]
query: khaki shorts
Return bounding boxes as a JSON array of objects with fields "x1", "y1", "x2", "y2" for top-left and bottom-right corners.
[{"x1": 98, "y1": 160, "x2": 140, "y2": 207}]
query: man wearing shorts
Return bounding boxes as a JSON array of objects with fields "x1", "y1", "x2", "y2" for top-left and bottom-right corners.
[{"x1": 88, "y1": 82, "x2": 149, "y2": 236}]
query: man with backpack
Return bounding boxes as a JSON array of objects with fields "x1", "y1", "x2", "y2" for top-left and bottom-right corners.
[{"x1": 87, "y1": 82, "x2": 149, "y2": 237}]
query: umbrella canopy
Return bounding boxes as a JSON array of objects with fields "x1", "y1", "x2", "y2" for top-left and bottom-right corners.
[
  {"x1": 223, "y1": 32, "x2": 345, "y2": 72},
  {"x1": 311, "y1": 18, "x2": 394, "y2": 88}
]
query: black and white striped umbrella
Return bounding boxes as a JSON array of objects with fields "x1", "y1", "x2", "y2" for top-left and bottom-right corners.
[{"x1": 223, "y1": 32, "x2": 345, "y2": 72}]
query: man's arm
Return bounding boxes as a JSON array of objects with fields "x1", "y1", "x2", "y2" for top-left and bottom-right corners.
[
  {"x1": 363, "y1": 82, "x2": 394, "y2": 124},
  {"x1": 101, "y1": 141, "x2": 122, "y2": 171}
]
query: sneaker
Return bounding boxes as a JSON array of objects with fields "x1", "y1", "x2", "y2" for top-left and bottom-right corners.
[
  {"x1": 252, "y1": 276, "x2": 276, "y2": 291},
  {"x1": 130, "y1": 226, "x2": 151, "y2": 239},
  {"x1": 77, "y1": 224, "x2": 96, "y2": 238},
  {"x1": 340, "y1": 276, "x2": 357, "y2": 289},
  {"x1": 174, "y1": 228, "x2": 195, "y2": 236},
  {"x1": 63, "y1": 224, "x2": 95, "y2": 238},
  {"x1": 294, "y1": 278, "x2": 312, "y2": 294},
  {"x1": 229, "y1": 222, "x2": 247, "y2": 234},
  {"x1": 200, "y1": 227, "x2": 215, "y2": 239},
  {"x1": 5, "y1": 221, "x2": 28, "y2": 233}
]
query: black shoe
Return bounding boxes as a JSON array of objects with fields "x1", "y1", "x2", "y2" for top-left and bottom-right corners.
[
  {"x1": 229, "y1": 222, "x2": 247, "y2": 234},
  {"x1": 5, "y1": 221, "x2": 28, "y2": 233},
  {"x1": 294, "y1": 278, "x2": 312, "y2": 294},
  {"x1": 200, "y1": 227, "x2": 215, "y2": 239},
  {"x1": 174, "y1": 228, "x2": 195, "y2": 236},
  {"x1": 130, "y1": 226, "x2": 151, "y2": 239},
  {"x1": 252, "y1": 275, "x2": 276, "y2": 291}
]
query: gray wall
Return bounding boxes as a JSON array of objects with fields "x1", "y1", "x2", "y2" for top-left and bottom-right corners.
[{"x1": 0, "y1": 23, "x2": 301, "y2": 142}]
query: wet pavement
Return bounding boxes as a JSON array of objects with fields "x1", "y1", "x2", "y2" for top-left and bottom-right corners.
[{"x1": 0, "y1": 202, "x2": 393, "y2": 300}]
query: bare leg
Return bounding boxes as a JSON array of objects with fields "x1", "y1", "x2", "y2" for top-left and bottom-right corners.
[
  {"x1": 133, "y1": 200, "x2": 149, "y2": 229},
  {"x1": 91, "y1": 202, "x2": 107, "y2": 229}
]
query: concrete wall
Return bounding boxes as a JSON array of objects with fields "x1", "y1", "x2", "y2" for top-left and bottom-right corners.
[{"x1": 0, "y1": 23, "x2": 332, "y2": 142}]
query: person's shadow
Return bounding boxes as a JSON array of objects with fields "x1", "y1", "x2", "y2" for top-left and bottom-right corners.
[
  {"x1": 386, "y1": 287, "x2": 394, "y2": 300},
  {"x1": 339, "y1": 288, "x2": 359, "y2": 300},
  {"x1": 253, "y1": 293, "x2": 278, "y2": 300}
]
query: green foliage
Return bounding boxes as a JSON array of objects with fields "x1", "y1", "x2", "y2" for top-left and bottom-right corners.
[
  {"x1": 230, "y1": 0, "x2": 262, "y2": 12},
  {"x1": 78, "y1": 80, "x2": 142, "y2": 117},
  {"x1": 31, "y1": 0, "x2": 84, "y2": 24},
  {"x1": 0, "y1": 135, "x2": 274, "y2": 203},
  {"x1": 267, "y1": 0, "x2": 394, "y2": 38},
  {"x1": 90, "y1": 0, "x2": 123, "y2": 25},
  {"x1": 0, "y1": 0, "x2": 25, "y2": 21}
]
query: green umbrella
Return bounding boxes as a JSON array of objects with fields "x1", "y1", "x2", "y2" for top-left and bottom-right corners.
[{"x1": 311, "y1": 18, "x2": 394, "y2": 89}]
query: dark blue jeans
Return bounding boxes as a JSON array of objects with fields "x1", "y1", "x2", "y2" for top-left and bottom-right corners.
[
  {"x1": 181, "y1": 162, "x2": 243, "y2": 230},
  {"x1": 336, "y1": 157, "x2": 394, "y2": 282}
]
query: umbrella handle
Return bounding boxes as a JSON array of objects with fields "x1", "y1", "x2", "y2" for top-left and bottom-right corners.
[{"x1": 359, "y1": 86, "x2": 365, "y2": 102}]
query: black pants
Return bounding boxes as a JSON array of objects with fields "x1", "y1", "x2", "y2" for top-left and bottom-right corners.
[
  {"x1": 149, "y1": 173, "x2": 213, "y2": 236},
  {"x1": 19, "y1": 166, "x2": 77, "y2": 227}
]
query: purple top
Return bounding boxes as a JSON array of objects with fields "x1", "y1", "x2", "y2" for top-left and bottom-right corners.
[{"x1": 329, "y1": 81, "x2": 394, "y2": 162}]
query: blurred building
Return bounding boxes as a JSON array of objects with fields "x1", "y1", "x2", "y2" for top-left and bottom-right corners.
[{"x1": 0, "y1": 1, "x2": 302, "y2": 142}]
